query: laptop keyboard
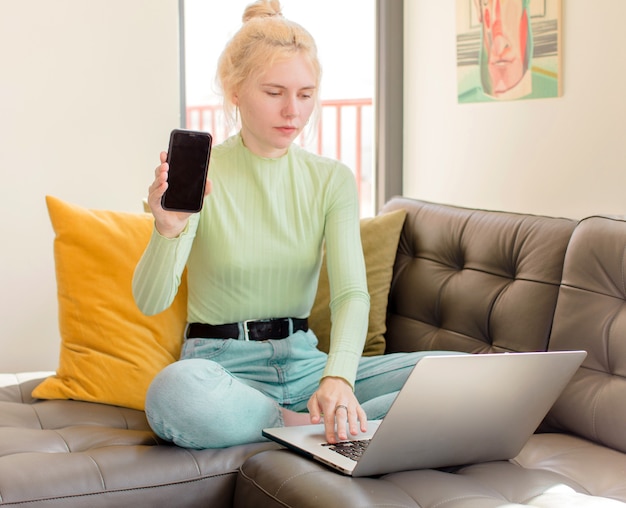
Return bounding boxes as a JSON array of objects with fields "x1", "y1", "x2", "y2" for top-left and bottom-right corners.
[{"x1": 323, "y1": 439, "x2": 371, "y2": 461}]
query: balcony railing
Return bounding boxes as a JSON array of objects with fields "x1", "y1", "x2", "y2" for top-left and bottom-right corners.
[{"x1": 186, "y1": 98, "x2": 374, "y2": 215}]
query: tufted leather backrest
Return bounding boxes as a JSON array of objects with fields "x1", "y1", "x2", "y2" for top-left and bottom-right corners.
[
  {"x1": 544, "y1": 216, "x2": 626, "y2": 453},
  {"x1": 381, "y1": 197, "x2": 577, "y2": 354}
]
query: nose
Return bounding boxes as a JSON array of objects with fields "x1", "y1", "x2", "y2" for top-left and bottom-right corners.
[
  {"x1": 282, "y1": 95, "x2": 298, "y2": 118},
  {"x1": 492, "y1": 32, "x2": 511, "y2": 59},
  {"x1": 487, "y1": 0, "x2": 511, "y2": 59},
  {"x1": 492, "y1": 0, "x2": 502, "y2": 34}
]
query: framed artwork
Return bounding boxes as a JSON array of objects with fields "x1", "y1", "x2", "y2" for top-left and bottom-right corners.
[{"x1": 456, "y1": 0, "x2": 563, "y2": 103}]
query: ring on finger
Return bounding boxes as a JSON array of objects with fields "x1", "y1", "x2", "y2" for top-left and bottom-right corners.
[{"x1": 335, "y1": 404, "x2": 348, "y2": 413}]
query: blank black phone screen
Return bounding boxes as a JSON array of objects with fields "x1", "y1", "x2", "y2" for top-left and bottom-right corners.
[{"x1": 161, "y1": 129, "x2": 212, "y2": 212}]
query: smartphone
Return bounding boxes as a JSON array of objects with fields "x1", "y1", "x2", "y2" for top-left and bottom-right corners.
[{"x1": 161, "y1": 129, "x2": 213, "y2": 212}]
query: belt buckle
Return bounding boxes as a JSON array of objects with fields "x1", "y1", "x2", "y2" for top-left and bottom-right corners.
[
  {"x1": 242, "y1": 318, "x2": 292, "y2": 341},
  {"x1": 242, "y1": 319, "x2": 253, "y2": 341}
]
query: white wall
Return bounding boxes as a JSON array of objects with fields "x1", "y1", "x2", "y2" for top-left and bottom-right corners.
[
  {"x1": 403, "y1": 0, "x2": 626, "y2": 219},
  {"x1": 0, "y1": 0, "x2": 180, "y2": 371}
]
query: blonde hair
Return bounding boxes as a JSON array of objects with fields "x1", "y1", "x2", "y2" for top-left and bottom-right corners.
[{"x1": 216, "y1": 0, "x2": 321, "y2": 130}]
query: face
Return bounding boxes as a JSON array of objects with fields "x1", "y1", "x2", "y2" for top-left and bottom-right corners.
[
  {"x1": 233, "y1": 53, "x2": 317, "y2": 158},
  {"x1": 476, "y1": 0, "x2": 530, "y2": 96}
]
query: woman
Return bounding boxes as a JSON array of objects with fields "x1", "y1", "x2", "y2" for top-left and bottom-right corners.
[{"x1": 133, "y1": 0, "x2": 443, "y2": 449}]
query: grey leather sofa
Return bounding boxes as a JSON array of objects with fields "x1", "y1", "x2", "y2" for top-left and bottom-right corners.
[
  {"x1": 236, "y1": 198, "x2": 626, "y2": 507},
  {"x1": 2, "y1": 197, "x2": 626, "y2": 507}
]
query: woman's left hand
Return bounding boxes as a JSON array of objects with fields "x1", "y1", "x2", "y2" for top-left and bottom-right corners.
[{"x1": 307, "y1": 377, "x2": 368, "y2": 443}]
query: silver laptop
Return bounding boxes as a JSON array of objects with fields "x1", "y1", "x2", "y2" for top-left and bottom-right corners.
[{"x1": 263, "y1": 350, "x2": 586, "y2": 477}]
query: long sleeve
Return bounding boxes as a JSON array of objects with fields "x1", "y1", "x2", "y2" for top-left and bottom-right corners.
[
  {"x1": 132, "y1": 215, "x2": 199, "y2": 316},
  {"x1": 321, "y1": 164, "x2": 370, "y2": 388}
]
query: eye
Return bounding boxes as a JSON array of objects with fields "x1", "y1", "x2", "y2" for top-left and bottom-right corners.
[{"x1": 262, "y1": 87, "x2": 283, "y2": 97}]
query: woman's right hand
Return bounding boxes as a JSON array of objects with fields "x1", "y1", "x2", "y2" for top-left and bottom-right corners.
[{"x1": 147, "y1": 151, "x2": 212, "y2": 238}]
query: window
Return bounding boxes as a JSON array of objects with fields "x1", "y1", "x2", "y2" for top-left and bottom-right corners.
[{"x1": 180, "y1": 0, "x2": 376, "y2": 216}]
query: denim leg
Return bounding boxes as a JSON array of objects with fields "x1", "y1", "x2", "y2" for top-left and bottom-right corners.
[
  {"x1": 146, "y1": 333, "x2": 462, "y2": 447},
  {"x1": 146, "y1": 331, "x2": 327, "y2": 449},
  {"x1": 145, "y1": 358, "x2": 284, "y2": 449},
  {"x1": 355, "y1": 350, "x2": 462, "y2": 420}
]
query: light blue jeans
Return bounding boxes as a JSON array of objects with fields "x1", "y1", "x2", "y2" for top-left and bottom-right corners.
[{"x1": 145, "y1": 329, "x2": 454, "y2": 449}]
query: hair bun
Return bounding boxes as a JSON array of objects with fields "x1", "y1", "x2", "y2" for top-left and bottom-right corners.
[{"x1": 242, "y1": 0, "x2": 282, "y2": 23}]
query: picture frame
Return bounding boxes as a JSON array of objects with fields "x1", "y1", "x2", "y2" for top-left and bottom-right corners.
[{"x1": 456, "y1": 0, "x2": 563, "y2": 103}]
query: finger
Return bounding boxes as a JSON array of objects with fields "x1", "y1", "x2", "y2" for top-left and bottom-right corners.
[
  {"x1": 356, "y1": 405, "x2": 368, "y2": 433},
  {"x1": 151, "y1": 165, "x2": 168, "y2": 188},
  {"x1": 154, "y1": 160, "x2": 168, "y2": 178},
  {"x1": 347, "y1": 405, "x2": 367, "y2": 436},
  {"x1": 307, "y1": 395, "x2": 322, "y2": 425},
  {"x1": 148, "y1": 169, "x2": 168, "y2": 206},
  {"x1": 324, "y1": 407, "x2": 339, "y2": 443},
  {"x1": 346, "y1": 406, "x2": 359, "y2": 436},
  {"x1": 334, "y1": 404, "x2": 349, "y2": 441},
  {"x1": 160, "y1": 151, "x2": 168, "y2": 164}
]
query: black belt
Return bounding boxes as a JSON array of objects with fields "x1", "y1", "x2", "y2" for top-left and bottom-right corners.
[{"x1": 186, "y1": 318, "x2": 308, "y2": 341}]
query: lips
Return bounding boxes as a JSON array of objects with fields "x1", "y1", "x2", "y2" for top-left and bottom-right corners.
[
  {"x1": 491, "y1": 59, "x2": 514, "y2": 66},
  {"x1": 275, "y1": 126, "x2": 298, "y2": 135}
]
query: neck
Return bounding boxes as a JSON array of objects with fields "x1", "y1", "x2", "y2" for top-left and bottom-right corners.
[{"x1": 239, "y1": 130, "x2": 289, "y2": 159}]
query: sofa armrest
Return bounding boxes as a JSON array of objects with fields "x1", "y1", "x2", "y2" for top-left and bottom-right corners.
[{"x1": 0, "y1": 372, "x2": 54, "y2": 404}]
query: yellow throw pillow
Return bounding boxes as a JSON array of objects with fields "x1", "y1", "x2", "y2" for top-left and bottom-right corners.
[
  {"x1": 32, "y1": 197, "x2": 187, "y2": 410},
  {"x1": 310, "y1": 209, "x2": 407, "y2": 356}
]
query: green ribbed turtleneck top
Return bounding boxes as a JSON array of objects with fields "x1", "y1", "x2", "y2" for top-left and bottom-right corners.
[{"x1": 133, "y1": 134, "x2": 370, "y2": 386}]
